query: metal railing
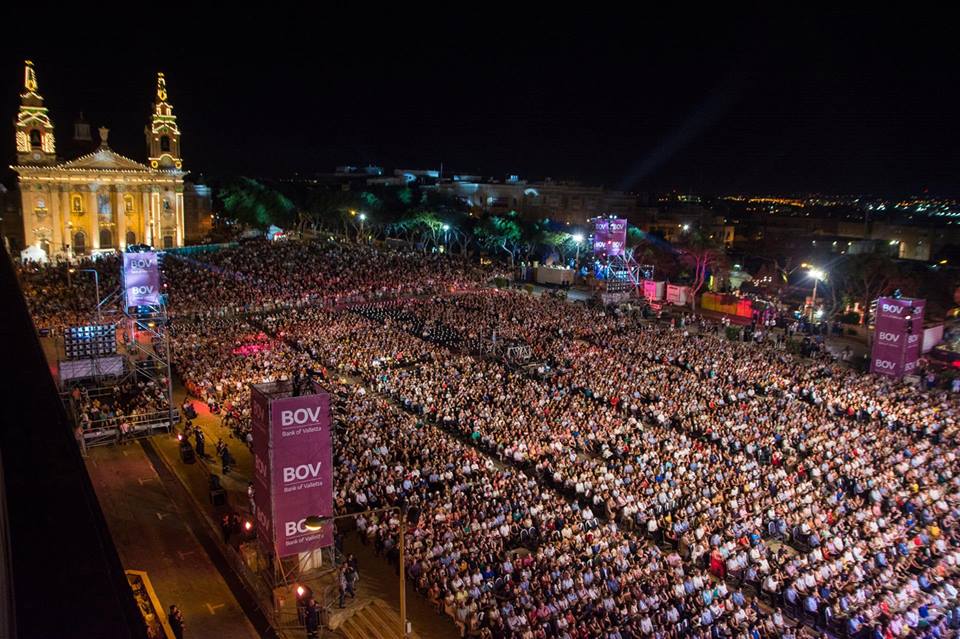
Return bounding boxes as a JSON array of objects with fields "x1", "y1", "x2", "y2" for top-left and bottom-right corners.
[{"x1": 81, "y1": 409, "x2": 179, "y2": 448}]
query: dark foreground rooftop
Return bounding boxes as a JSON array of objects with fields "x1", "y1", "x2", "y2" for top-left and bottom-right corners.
[{"x1": 0, "y1": 244, "x2": 148, "y2": 639}]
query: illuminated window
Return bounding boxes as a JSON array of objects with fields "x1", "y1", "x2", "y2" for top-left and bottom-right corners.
[
  {"x1": 160, "y1": 136, "x2": 171, "y2": 152},
  {"x1": 124, "y1": 194, "x2": 134, "y2": 214},
  {"x1": 72, "y1": 195, "x2": 84, "y2": 213},
  {"x1": 29, "y1": 129, "x2": 41, "y2": 149}
]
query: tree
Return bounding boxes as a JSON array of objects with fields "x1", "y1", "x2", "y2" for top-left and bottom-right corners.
[
  {"x1": 831, "y1": 254, "x2": 916, "y2": 323},
  {"x1": 219, "y1": 177, "x2": 296, "y2": 230},
  {"x1": 299, "y1": 189, "x2": 361, "y2": 235},
  {"x1": 475, "y1": 215, "x2": 523, "y2": 266},
  {"x1": 675, "y1": 230, "x2": 725, "y2": 311},
  {"x1": 540, "y1": 230, "x2": 578, "y2": 263},
  {"x1": 387, "y1": 210, "x2": 447, "y2": 252},
  {"x1": 444, "y1": 213, "x2": 477, "y2": 256}
]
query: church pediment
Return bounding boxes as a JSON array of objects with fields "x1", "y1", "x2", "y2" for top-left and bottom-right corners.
[{"x1": 60, "y1": 147, "x2": 151, "y2": 171}]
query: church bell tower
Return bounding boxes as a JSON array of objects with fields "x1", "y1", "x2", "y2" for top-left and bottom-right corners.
[
  {"x1": 146, "y1": 72, "x2": 182, "y2": 170},
  {"x1": 15, "y1": 60, "x2": 56, "y2": 165}
]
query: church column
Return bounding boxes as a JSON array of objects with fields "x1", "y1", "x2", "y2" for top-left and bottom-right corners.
[
  {"x1": 151, "y1": 191, "x2": 161, "y2": 247},
  {"x1": 137, "y1": 189, "x2": 147, "y2": 246},
  {"x1": 88, "y1": 188, "x2": 99, "y2": 251},
  {"x1": 115, "y1": 187, "x2": 126, "y2": 250},
  {"x1": 175, "y1": 190, "x2": 184, "y2": 247},
  {"x1": 140, "y1": 189, "x2": 147, "y2": 246},
  {"x1": 49, "y1": 185, "x2": 62, "y2": 257},
  {"x1": 59, "y1": 188, "x2": 71, "y2": 258}
]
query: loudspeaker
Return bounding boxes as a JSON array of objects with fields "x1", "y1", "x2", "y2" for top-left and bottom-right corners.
[
  {"x1": 209, "y1": 488, "x2": 226, "y2": 507},
  {"x1": 179, "y1": 440, "x2": 195, "y2": 463}
]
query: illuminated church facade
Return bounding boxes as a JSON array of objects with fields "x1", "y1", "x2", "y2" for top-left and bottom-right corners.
[{"x1": 12, "y1": 61, "x2": 186, "y2": 258}]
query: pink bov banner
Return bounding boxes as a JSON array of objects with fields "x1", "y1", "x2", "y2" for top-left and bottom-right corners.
[
  {"x1": 903, "y1": 303, "x2": 925, "y2": 374},
  {"x1": 870, "y1": 297, "x2": 925, "y2": 377},
  {"x1": 270, "y1": 393, "x2": 334, "y2": 555},
  {"x1": 123, "y1": 252, "x2": 161, "y2": 307},
  {"x1": 593, "y1": 218, "x2": 628, "y2": 257},
  {"x1": 250, "y1": 384, "x2": 334, "y2": 557},
  {"x1": 606, "y1": 218, "x2": 627, "y2": 256},
  {"x1": 593, "y1": 219, "x2": 610, "y2": 254},
  {"x1": 251, "y1": 387, "x2": 273, "y2": 546},
  {"x1": 642, "y1": 279, "x2": 664, "y2": 300}
]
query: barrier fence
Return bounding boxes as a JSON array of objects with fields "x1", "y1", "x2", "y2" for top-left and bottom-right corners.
[{"x1": 80, "y1": 409, "x2": 180, "y2": 448}]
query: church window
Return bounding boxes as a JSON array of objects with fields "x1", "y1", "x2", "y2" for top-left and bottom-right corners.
[
  {"x1": 124, "y1": 195, "x2": 135, "y2": 214},
  {"x1": 72, "y1": 195, "x2": 84, "y2": 214},
  {"x1": 160, "y1": 136, "x2": 171, "y2": 152},
  {"x1": 73, "y1": 231, "x2": 86, "y2": 254},
  {"x1": 29, "y1": 129, "x2": 41, "y2": 148}
]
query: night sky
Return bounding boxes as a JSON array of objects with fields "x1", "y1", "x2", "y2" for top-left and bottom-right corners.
[{"x1": 1, "y1": 9, "x2": 957, "y2": 196}]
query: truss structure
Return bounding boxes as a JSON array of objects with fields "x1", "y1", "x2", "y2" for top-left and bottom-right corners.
[
  {"x1": 596, "y1": 247, "x2": 645, "y2": 294},
  {"x1": 62, "y1": 276, "x2": 177, "y2": 448}
]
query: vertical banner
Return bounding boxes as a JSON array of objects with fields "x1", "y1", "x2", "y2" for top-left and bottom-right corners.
[
  {"x1": 607, "y1": 218, "x2": 627, "y2": 257},
  {"x1": 251, "y1": 386, "x2": 273, "y2": 548},
  {"x1": 250, "y1": 384, "x2": 334, "y2": 558},
  {"x1": 871, "y1": 297, "x2": 925, "y2": 377},
  {"x1": 593, "y1": 219, "x2": 610, "y2": 255},
  {"x1": 270, "y1": 393, "x2": 334, "y2": 555},
  {"x1": 902, "y1": 301, "x2": 925, "y2": 375},
  {"x1": 123, "y1": 252, "x2": 161, "y2": 307}
]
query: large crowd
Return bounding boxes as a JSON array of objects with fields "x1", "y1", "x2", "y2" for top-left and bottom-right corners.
[{"x1": 17, "y1": 238, "x2": 960, "y2": 639}]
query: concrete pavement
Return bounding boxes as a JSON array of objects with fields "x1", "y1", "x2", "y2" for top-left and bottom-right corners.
[{"x1": 85, "y1": 442, "x2": 261, "y2": 639}]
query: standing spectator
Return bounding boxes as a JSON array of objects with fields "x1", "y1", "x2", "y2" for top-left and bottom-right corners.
[
  {"x1": 194, "y1": 428, "x2": 205, "y2": 458},
  {"x1": 168, "y1": 605, "x2": 184, "y2": 639},
  {"x1": 338, "y1": 566, "x2": 350, "y2": 608},
  {"x1": 304, "y1": 598, "x2": 320, "y2": 639}
]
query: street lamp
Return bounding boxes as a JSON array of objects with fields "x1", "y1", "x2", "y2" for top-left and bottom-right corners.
[
  {"x1": 357, "y1": 213, "x2": 367, "y2": 242},
  {"x1": 303, "y1": 507, "x2": 408, "y2": 637},
  {"x1": 572, "y1": 233, "x2": 584, "y2": 264},
  {"x1": 808, "y1": 268, "x2": 825, "y2": 320},
  {"x1": 303, "y1": 515, "x2": 326, "y2": 531}
]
